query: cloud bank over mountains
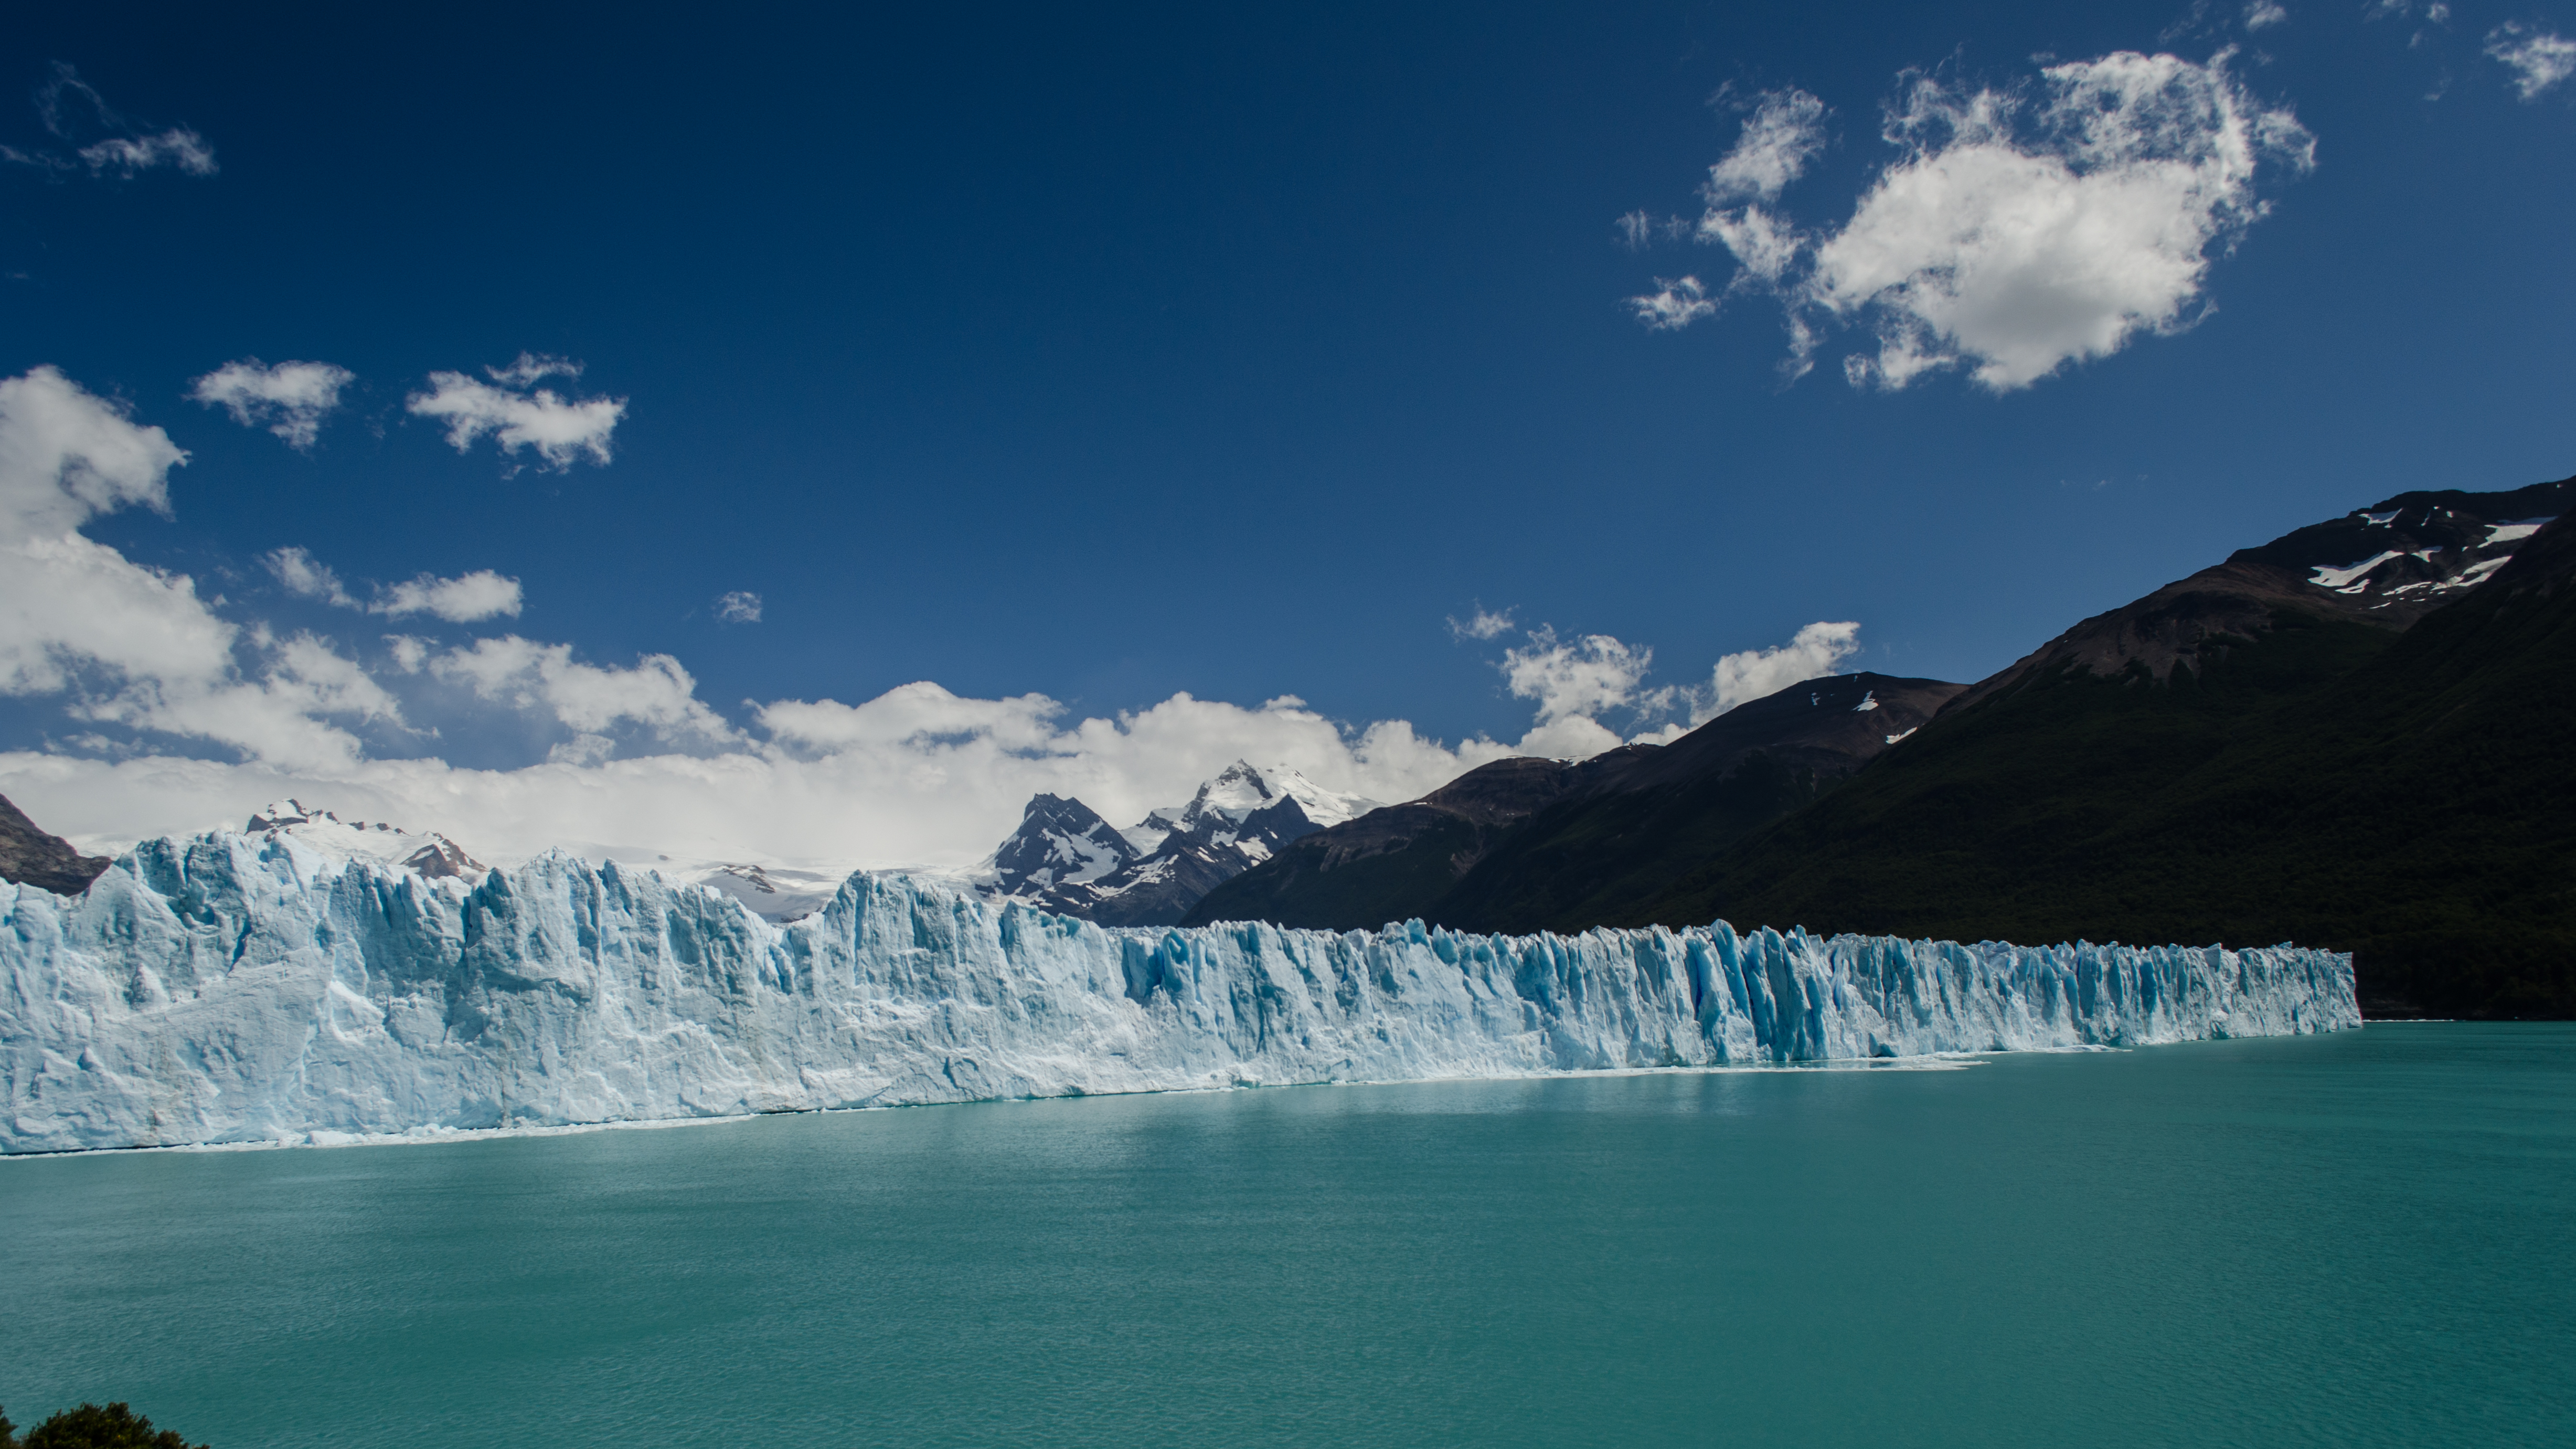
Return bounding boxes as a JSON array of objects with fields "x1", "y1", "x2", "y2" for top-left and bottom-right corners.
[
  {"x1": 0, "y1": 366, "x2": 1849, "y2": 869},
  {"x1": 1629, "y1": 48, "x2": 2316, "y2": 391}
]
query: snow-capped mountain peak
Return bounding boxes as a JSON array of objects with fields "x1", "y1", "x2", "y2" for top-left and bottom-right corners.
[
  {"x1": 244, "y1": 800, "x2": 488, "y2": 883},
  {"x1": 1171, "y1": 761, "x2": 1380, "y2": 836},
  {"x1": 984, "y1": 794, "x2": 1140, "y2": 896},
  {"x1": 977, "y1": 762, "x2": 1383, "y2": 926}
]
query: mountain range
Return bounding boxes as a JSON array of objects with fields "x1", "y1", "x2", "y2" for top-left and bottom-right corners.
[
  {"x1": 1183, "y1": 673, "x2": 1962, "y2": 931},
  {"x1": 3, "y1": 477, "x2": 2565, "y2": 1016},
  {"x1": 1189, "y1": 476, "x2": 2574, "y2": 1018},
  {"x1": 975, "y1": 761, "x2": 1378, "y2": 925}
]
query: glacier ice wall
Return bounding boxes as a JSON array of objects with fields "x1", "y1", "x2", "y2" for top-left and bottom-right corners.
[{"x1": 1, "y1": 833, "x2": 2360, "y2": 1153}]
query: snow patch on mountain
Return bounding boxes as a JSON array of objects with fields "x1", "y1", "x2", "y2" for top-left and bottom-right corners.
[
  {"x1": 2482, "y1": 519, "x2": 2550, "y2": 547},
  {"x1": 2312, "y1": 551, "x2": 2409, "y2": 591},
  {"x1": 245, "y1": 800, "x2": 487, "y2": 883}
]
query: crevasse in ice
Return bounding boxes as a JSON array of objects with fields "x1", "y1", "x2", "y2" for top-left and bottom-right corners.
[{"x1": 1, "y1": 831, "x2": 2359, "y2": 1152}]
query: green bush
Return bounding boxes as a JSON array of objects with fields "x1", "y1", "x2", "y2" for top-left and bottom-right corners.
[{"x1": 0, "y1": 1402, "x2": 208, "y2": 1449}]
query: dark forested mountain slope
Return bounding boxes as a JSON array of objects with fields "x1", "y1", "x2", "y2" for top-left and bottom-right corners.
[
  {"x1": 1193, "y1": 476, "x2": 2573, "y2": 1017},
  {"x1": 1427, "y1": 673, "x2": 1966, "y2": 933},
  {"x1": 1183, "y1": 673, "x2": 1962, "y2": 931},
  {"x1": 1641, "y1": 504, "x2": 2576, "y2": 1018}
]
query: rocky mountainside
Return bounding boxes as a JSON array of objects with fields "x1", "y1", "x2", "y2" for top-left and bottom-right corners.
[
  {"x1": 1187, "y1": 475, "x2": 2574, "y2": 1017},
  {"x1": 1184, "y1": 672, "x2": 1964, "y2": 931},
  {"x1": 1603, "y1": 477, "x2": 2576, "y2": 1018},
  {"x1": 0, "y1": 793, "x2": 110, "y2": 897},
  {"x1": 1947, "y1": 478, "x2": 2571, "y2": 714},
  {"x1": 981, "y1": 761, "x2": 1379, "y2": 925}
]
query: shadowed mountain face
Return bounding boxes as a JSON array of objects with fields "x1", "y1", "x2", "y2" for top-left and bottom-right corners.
[
  {"x1": 1189, "y1": 476, "x2": 2574, "y2": 1018},
  {"x1": 1630, "y1": 481, "x2": 2576, "y2": 1019},
  {"x1": 1181, "y1": 673, "x2": 1963, "y2": 932},
  {"x1": 0, "y1": 794, "x2": 110, "y2": 897},
  {"x1": 1949, "y1": 477, "x2": 2573, "y2": 714}
]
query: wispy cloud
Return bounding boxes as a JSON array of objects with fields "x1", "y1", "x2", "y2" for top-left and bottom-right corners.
[
  {"x1": 484, "y1": 352, "x2": 584, "y2": 387},
  {"x1": 263, "y1": 546, "x2": 358, "y2": 608},
  {"x1": 1700, "y1": 87, "x2": 1830, "y2": 207},
  {"x1": 1, "y1": 63, "x2": 216, "y2": 179},
  {"x1": 715, "y1": 590, "x2": 764, "y2": 624},
  {"x1": 1446, "y1": 605, "x2": 1515, "y2": 641},
  {"x1": 407, "y1": 353, "x2": 625, "y2": 470},
  {"x1": 2486, "y1": 23, "x2": 2576, "y2": 99},
  {"x1": 265, "y1": 545, "x2": 523, "y2": 622},
  {"x1": 1627, "y1": 275, "x2": 1719, "y2": 330},
  {"x1": 189, "y1": 359, "x2": 353, "y2": 450}
]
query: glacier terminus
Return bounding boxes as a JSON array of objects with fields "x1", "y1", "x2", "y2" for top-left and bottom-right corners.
[{"x1": 0, "y1": 830, "x2": 2360, "y2": 1154}]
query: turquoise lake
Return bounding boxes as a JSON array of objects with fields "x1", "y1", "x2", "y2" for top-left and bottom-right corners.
[{"x1": 2, "y1": 1024, "x2": 2568, "y2": 1447}]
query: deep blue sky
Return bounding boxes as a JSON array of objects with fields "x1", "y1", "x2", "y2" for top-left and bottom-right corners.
[{"x1": 2, "y1": 0, "x2": 2571, "y2": 857}]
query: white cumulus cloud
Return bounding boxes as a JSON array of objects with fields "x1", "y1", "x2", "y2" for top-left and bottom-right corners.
[
  {"x1": 407, "y1": 353, "x2": 625, "y2": 469},
  {"x1": 0, "y1": 369, "x2": 389, "y2": 771},
  {"x1": 374, "y1": 571, "x2": 523, "y2": 622},
  {"x1": 1688, "y1": 621, "x2": 1863, "y2": 722},
  {"x1": 2487, "y1": 24, "x2": 2576, "y2": 99},
  {"x1": 432, "y1": 636, "x2": 735, "y2": 744},
  {"x1": 1633, "y1": 51, "x2": 2312, "y2": 391},
  {"x1": 0, "y1": 686, "x2": 1531, "y2": 875},
  {"x1": 0, "y1": 366, "x2": 1558, "y2": 872},
  {"x1": 1806, "y1": 51, "x2": 2313, "y2": 390},
  {"x1": 1496, "y1": 627, "x2": 1671, "y2": 758},
  {"x1": 190, "y1": 359, "x2": 354, "y2": 450}
]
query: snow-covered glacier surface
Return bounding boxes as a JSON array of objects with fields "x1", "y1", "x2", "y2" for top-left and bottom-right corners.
[{"x1": 2, "y1": 833, "x2": 2360, "y2": 1153}]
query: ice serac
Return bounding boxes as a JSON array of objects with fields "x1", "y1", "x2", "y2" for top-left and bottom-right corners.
[{"x1": 0, "y1": 832, "x2": 2360, "y2": 1153}]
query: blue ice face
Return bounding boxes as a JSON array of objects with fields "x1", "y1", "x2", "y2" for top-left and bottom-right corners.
[{"x1": 0, "y1": 832, "x2": 2356, "y2": 1153}]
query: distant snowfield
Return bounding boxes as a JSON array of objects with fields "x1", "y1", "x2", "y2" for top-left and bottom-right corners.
[{"x1": 0, "y1": 833, "x2": 2360, "y2": 1154}]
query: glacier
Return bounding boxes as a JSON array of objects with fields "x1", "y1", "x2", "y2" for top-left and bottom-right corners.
[{"x1": 1, "y1": 831, "x2": 2360, "y2": 1154}]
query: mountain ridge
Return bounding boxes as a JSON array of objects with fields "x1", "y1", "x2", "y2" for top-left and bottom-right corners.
[
  {"x1": 1185, "y1": 474, "x2": 2573, "y2": 1016},
  {"x1": 980, "y1": 760, "x2": 1380, "y2": 925},
  {"x1": 1183, "y1": 672, "x2": 1964, "y2": 931},
  {"x1": 1630, "y1": 482, "x2": 2576, "y2": 1017}
]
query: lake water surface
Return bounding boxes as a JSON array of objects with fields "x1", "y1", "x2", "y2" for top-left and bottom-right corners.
[{"x1": 3, "y1": 1024, "x2": 2568, "y2": 1447}]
